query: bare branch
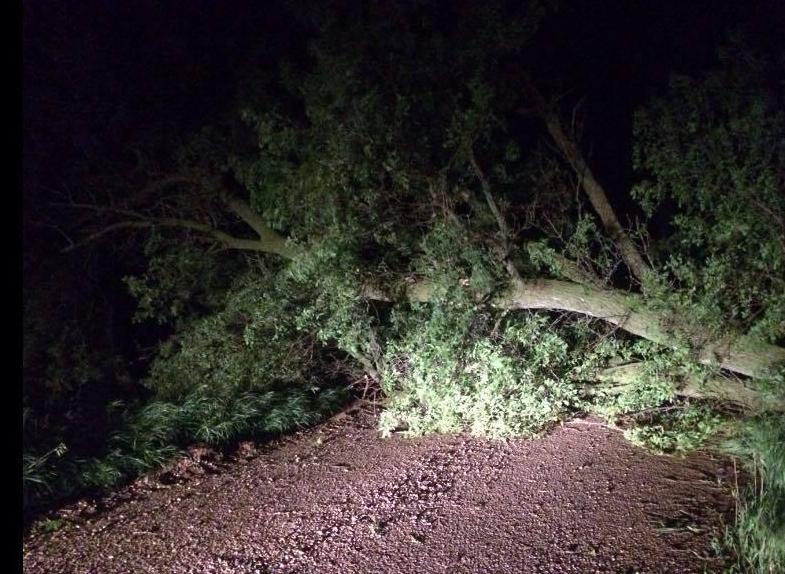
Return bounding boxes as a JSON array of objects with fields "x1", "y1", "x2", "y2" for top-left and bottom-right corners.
[
  {"x1": 61, "y1": 218, "x2": 275, "y2": 254},
  {"x1": 58, "y1": 175, "x2": 302, "y2": 260},
  {"x1": 522, "y1": 76, "x2": 652, "y2": 285},
  {"x1": 466, "y1": 145, "x2": 523, "y2": 284}
]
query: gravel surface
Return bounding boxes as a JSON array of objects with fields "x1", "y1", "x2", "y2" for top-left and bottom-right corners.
[{"x1": 24, "y1": 405, "x2": 736, "y2": 573}]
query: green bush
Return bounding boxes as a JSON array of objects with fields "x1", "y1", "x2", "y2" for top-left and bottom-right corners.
[
  {"x1": 380, "y1": 316, "x2": 581, "y2": 438},
  {"x1": 622, "y1": 404, "x2": 723, "y2": 454}
]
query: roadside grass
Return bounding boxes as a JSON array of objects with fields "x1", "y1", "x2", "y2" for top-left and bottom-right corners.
[
  {"x1": 23, "y1": 385, "x2": 347, "y2": 522},
  {"x1": 720, "y1": 415, "x2": 785, "y2": 574}
]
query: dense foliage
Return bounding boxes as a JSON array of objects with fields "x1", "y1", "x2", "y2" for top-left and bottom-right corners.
[{"x1": 632, "y1": 40, "x2": 785, "y2": 345}]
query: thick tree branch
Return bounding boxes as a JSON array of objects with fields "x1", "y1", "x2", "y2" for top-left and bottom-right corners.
[
  {"x1": 496, "y1": 279, "x2": 785, "y2": 379},
  {"x1": 61, "y1": 218, "x2": 277, "y2": 254},
  {"x1": 372, "y1": 278, "x2": 785, "y2": 379},
  {"x1": 595, "y1": 362, "x2": 785, "y2": 412},
  {"x1": 62, "y1": 179, "x2": 784, "y2": 382},
  {"x1": 222, "y1": 195, "x2": 301, "y2": 259},
  {"x1": 60, "y1": 180, "x2": 301, "y2": 259},
  {"x1": 523, "y1": 78, "x2": 651, "y2": 284}
]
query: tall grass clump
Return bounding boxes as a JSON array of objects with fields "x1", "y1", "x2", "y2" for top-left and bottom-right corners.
[
  {"x1": 23, "y1": 385, "x2": 346, "y2": 514},
  {"x1": 722, "y1": 415, "x2": 785, "y2": 573}
]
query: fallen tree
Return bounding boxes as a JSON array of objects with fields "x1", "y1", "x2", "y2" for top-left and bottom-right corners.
[
  {"x1": 69, "y1": 181, "x2": 785, "y2": 385},
  {"x1": 498, "y1": 280, "x2": 785, "y2": 380},
  {"x1": 25, "y1": 5, "x2": 785, "y2": 568},
  {"x1": 37, "y1": 0, "x2": 785, "y2": 478},
  {"x1": 594, "y1": 362, "x2": 785, "y2": 412}
]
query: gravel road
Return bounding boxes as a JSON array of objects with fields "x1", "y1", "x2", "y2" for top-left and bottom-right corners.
[{"x1": 24, "y1": 406, "x2": 736, "y2": 573}]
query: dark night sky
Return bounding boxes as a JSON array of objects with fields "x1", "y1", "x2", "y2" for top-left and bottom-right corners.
[
  {"x1": 23, "y1": 0, "x2": 784, "y2": 209},
  {"x1": 22, "y1": 0, "x2": 785, "y2": 309},
  {"x1": 523, "y1": 0, "x2": 777, "y2": 209},
  {"x1": 23, "y1": 1, "x2": 293, "y2": 198}
]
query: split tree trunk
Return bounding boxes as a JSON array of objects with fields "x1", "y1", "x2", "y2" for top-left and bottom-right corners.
[
  {"x1": 395, "y1": 279, "x2": 785, "y2": 380},
  {"x1": 594, "y1": 362, "x2": 785, "y2": 412},
  {"x1": 498, "y1": 279, "x2": 785, "y2": 380}
]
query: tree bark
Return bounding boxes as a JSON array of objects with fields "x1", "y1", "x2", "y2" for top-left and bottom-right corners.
[
  {"x1": 70, "y1": 182, "x2": 785, "y2": 382},
  {"x1": 222, "y1": 195, "x2": 301, "y2": 259},
  {"x1": 523, "y1": 79, "x2": 652, "y2": 284},
  {"x1": 495, "y1": 279, "x2": 785, "y2": 379},
  {"x1": 391, "y1": 278, "x2": 785, "y2": 379},
  {"x1": 62, "y1": 194, "x2": 301, "y2": 259},
  {"x1": 594, "y1": 362, "x2": 785, "y2": 412}
]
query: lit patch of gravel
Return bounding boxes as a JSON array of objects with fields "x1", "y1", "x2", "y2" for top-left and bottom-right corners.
[{"x1": 24, "y1": 407, "x2": 735, "y2": 573}]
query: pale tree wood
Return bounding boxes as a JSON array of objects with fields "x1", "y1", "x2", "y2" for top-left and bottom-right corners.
[
  {"x1": 367, "y1": 277, "x2": 784, "y2": 379},
  {"x1": 494, "y1": 279, "x2": 785, "y2": 379},
  {"x1": 66, "y1": 180, "x2": 785, "y2": 385},
  {"x1": 523, "y1": 78, "x2": 652, "y2": 284},
  {"x1": 62, "y1": 192, "x2": 300, "y2": 260},
  {"x1": 222, "y1": 195, "x2": 301, "y2": 259},
  {"x1": 594, "y1": 362, "x2": 785, "y2": 412},
  {"x1": 388, "y1": 278, "x2": 785, "y2": 379}
]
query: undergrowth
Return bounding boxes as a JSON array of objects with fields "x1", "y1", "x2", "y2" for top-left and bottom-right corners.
[
  {"x1": 23, "y1": 266, "x2": 351, "y2": 516},
  {"x1": 721, "y1": 415, "x2": 785, "y2": 574},
  {"x1": 622, "y1": 404, "x2": 725, "y2": 455},
  {"x1": 23, "y1": 385, "x2": 345, "y2": 514}
]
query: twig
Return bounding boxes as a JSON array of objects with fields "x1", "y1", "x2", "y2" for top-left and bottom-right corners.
[{"x1": 466, "y1": 144, "x2": 522, "y2": 284}]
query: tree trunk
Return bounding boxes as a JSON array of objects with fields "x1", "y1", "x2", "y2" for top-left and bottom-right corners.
[
  {"x1": 496, "y1": 279, "x2": 785, "y2": 379},
  {"x1": 392, "y1": 278, "x2": 785, "y2": 379},
  {"x1": 523, "y1": 78, "x2": 652, "y2": 284},
  {"x1": 594, "y1": 362, "x2": 785, "y2": 412},
  {"x1": 79, "y1": 185, "x2": 784, "y2": 382}
]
